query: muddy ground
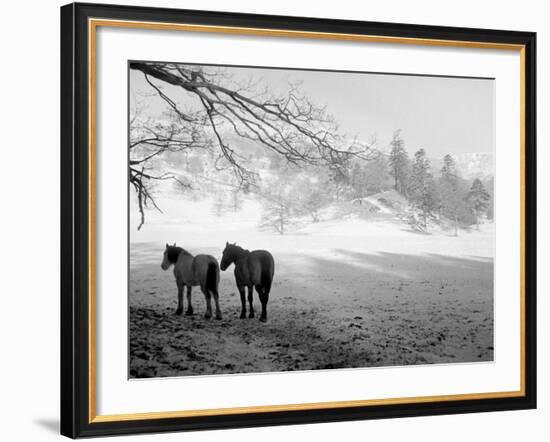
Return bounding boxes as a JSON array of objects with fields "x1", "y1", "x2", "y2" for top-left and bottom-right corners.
[{"x1": 129, "y1": 239, "x2": 493, "y2": 378}]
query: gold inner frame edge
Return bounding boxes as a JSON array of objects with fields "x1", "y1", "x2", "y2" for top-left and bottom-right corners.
[{"x1": 87, "y1": 18, "x2": 527, "y2": 424}]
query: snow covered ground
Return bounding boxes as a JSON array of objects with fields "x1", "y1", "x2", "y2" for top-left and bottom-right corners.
[{"x1": 129, "y1": 191, "x2": 494, "y2": 378}]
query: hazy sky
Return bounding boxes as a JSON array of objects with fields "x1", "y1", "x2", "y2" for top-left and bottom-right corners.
[{"x1": 130, "y1": 64, "x2": 494, "y2": 158}]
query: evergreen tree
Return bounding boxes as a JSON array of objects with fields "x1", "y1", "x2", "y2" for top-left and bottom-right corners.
[
  {"x1": 467, "y1": 178, "x2": 491, "y2": 230},
  {"x1": 439, "y1": 154, "x2": 468, "y2": 236},
  {"x1": 388, "y1": 130, "x2": 410, "y2": 196},
  {"x1": 363, "y1": 153, "x2": 391, "y2": 195},
  {"x1": 485, "y1": 176, "x2": 495, "y2": 220},
  {"x1": 350, "y1": 156, "x2": 391, "y2": 199},
  {"x1": 408, "y1": 148, "x2": 437, "y2": 232},
  {"x1": 440, "y1": 154, "x2": 457, "y2": 179}
]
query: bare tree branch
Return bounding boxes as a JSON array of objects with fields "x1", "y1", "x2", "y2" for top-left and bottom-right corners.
[
  {"x1": 128, "y1": 62, "x2": 378, "y2": 229},
  {"x1": 130, "y1": 62, "x2": 375, "y2": 168}
]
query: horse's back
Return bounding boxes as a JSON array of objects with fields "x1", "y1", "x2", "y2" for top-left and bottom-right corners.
[
  {"x1": 248, "y1": 250, "x2": 274, "y2": 286},
  {"x1": 174, "y1": 253, "x2": 194, "y2": 284},
  {"x1": 192, "y1": 254, "x2": 220, "y2": 287},
  {"x1": 193, "y1": 254, "x2": 218, "y2": 267}
]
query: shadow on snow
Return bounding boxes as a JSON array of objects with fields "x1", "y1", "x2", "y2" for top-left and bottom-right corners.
[{"x1": 129, "y1": 244, "x2": 494, "y2": 378}]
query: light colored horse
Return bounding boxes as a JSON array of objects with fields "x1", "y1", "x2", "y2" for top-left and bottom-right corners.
[{"x1": 161, "y1": 243, "x2": 222, "y2": 320}]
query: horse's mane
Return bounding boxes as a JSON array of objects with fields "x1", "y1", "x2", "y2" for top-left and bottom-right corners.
[
  {"x1": 166, "y1": 245, "x2": 192, "y2": 263},
  {"x1": 228, "y1": 243, "x2": 249, "y2": 256}
]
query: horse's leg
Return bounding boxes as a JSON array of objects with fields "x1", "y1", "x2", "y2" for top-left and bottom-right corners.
[
  {"x1": 211, "y1": 288, "x2": 222, "y2": 320},
  {"x1": 237, "y1": 282, "x2": 246, "y2": 319},
  {"x1": 256, "y1": 285, "x2": 269, "y2": 323},
  {"x1": 202, "y1": 287, "x2": 212, "y2": 319},
  {"x1": 247, "y1": 285, "x2": 255, "y2": 318},
  {"x1": 185, "y1": 285, "x2": 194, "y2": 316},
  {"x1": 175, "y1": 281, "x2": 184, "y2": 315}
]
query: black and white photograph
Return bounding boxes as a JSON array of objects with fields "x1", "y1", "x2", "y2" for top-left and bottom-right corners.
[
  {"x1": 0, "y1": 0, "x2": 543, "y2": 439},
  {"x1": 128, "y1": 61, "x2": 495, "y2": 379}
]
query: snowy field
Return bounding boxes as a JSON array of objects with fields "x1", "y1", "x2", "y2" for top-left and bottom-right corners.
[{"x1": 129, "y1": 193, "x2": 494, "y2": 378}]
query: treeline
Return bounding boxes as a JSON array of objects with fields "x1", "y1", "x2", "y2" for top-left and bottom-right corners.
[
  {"x1": 207, "y1": 130, "x2": 493, "y2": 236},
  {"x1": 328, "y1": 130, "x2": 493, "y2": 234}
]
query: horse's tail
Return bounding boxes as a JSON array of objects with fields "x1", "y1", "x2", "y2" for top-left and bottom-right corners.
[
  {"x1": 260, "y1": 253, "x2": 274, "y2": 294},
  {"x1": 206, "y1": 260, "x2": 219, "y2": 293}
]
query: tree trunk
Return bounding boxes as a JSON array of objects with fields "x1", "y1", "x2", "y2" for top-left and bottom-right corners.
[
  {"x1": 454, "y1": 214, "x2": 458, "y2": 237},
  {"x1": 422, "y1": 209, "x2": 427, "y2": 232}
]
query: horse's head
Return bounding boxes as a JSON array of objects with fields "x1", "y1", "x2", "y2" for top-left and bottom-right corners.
[
  {"x1": 220, "y1": 242, "x2": 236, "y2": 271},
  {"x1": 161, "y1": 243, "x2": 178, "y2": 270}
]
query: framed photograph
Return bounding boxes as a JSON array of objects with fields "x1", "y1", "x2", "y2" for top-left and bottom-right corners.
[{"x1": 60, "y1": 2, "x2": 536, "y2": 438}]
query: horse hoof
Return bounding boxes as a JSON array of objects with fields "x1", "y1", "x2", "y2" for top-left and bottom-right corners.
[
  {"x1": 175, "y1": 309, "x2": 183, "y2": 316},
  {"x1": 185, "y1": 310, "x2": 193, "y2": 316},
  {"x1": 260, "y1": 317, "x2": 267, "y2": 323},
  {"x1": 204, "y1": 314, "x2": 212, "y2": 320},
  {"x1": 215, "y1": 315, "x2": 223, "y2": 320},
  {"x1": 240, "y1": 313, "x2": 246, "y2": 319},
  {"x1": 248, "y1": 313, "x2": 255, "y2": 319}
]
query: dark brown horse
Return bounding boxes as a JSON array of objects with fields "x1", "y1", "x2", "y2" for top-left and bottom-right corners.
[
  {"x1": 220, "y1": 242, "x2": 274, "y2": 322},
  {"x1": 161, "y1": 243, "x2": 222, "y2": 320}
]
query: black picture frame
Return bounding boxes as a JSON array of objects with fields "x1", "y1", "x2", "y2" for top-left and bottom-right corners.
[{"x1": 60, "y1": 2, "x2": 537, "y2": 438}]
